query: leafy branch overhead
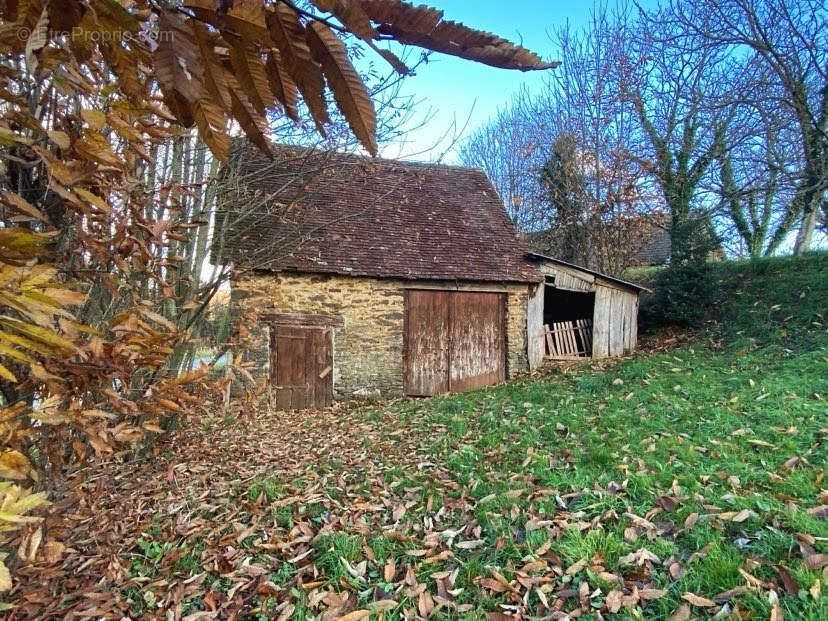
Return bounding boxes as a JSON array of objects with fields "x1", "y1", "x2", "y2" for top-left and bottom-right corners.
[
  {"x1": 170, "y1": 0, "x2": 556, "y2": 158},
  {"x1": 7, "y1": 0, "x2": 555, "y2": 161}
]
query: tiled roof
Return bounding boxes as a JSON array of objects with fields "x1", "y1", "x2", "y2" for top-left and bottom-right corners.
[
  {"x1": 217, "y1": 144, "x2": 541, "y2": 283},
  {"x1": 632, "y1": 225, "x2": 671, "y2": 266}
]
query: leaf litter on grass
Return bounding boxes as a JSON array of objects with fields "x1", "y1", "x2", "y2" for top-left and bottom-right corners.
[{"x1": 6, "y1": 337, "x2": 828, "y2": 619}]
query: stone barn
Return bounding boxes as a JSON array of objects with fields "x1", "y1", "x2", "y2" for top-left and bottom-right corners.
[
  {"x1": 218, "y1": 147, "x2": 542, "y2": 408},
  {"x1": 218, "y1": 146, "x2": 647, "y2": 408}
]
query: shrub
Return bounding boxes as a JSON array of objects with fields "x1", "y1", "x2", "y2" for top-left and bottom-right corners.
[{"x1": 650, "y1": 261, "x2": 716, "y2": 325}]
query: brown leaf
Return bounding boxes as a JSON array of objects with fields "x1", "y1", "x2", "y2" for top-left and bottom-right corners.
[
  {"x1": 770, "y1": 601, "x2": 783, "y2": 621},
  {"x1": 639, "y1": 588, "x2": 667, "y2": 600},
  {"x1": 805, "y1": 554, "x2": 828, "y2": 570},
  {"x1": 738, "y1": 567, "x2": 772, "y2": 589},
  {"x1": 730, "y1": 508, "x2": 757, "y2": 523},
  {"x1": 267, "y1": 49, "x2": 300, "y2": 121},
  {"x1": 605, "y1": 589, "x2": 624, "y2": 613},
  {"x1": 714, "y1": 585, "x2": 749, "y2": 603},
  {"x1": 0, "y1": 190, "x2": 47, "y2": 222},
  {"x1": 565, "y1": 558, "x2": 588, "y2": 575},
  {"x1": 669, "y1": 561, "x2": 685, "y2": 580},
  {"x1": 359, "y1": 0, "x2": 558, "y2": 70},
  {"x1": 383, "y1": 558, "x2": 395, "y2": 582},
  {"x1": 267, "y1": 3, "x2": 330, "y2": 132},
  {"x1": 41, "y1": 540, "x2": 65, "y2": 564},
  {"x1": 334, "y1": 611, "x2": 371, "y2": 621},
  {"x1": 807, "y1": 505, "x2": 828, "y2": 518},
  {"x1": 417, "y1": 590, "x2": 434, "y2": 617},
  {"x1": 776, "y1": 565, "x2": 799, "y2": 595},
  {"x1": 225, "y1": 72, "x2": 273, "y2": 157},
  {"x1": 682, "y1": 592, "x2": 715, "y2": 607},
  {"x1": 619, "y1": 548, "x2": 660, "y2": 566},
  {"x1": 226, "y1": 34, "x2": 275, "y2": 115},
  {"x1": 668, "y1": 604, "x2": 691, "y2": 621},
  {"x1": 310, "y1": 0, "x2": 377, "y2": 40},
  {"x1": 154, "y1": 9, "x2": 203, "y2": 126},
  {"x1": 306, "y1": 21, "x2": 377, "y2": 155}
]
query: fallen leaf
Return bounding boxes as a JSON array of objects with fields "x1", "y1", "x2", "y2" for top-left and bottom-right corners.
[
  {"x1": 335, "y1": 611, "x2": 371, "y2": 621},
  {"x1": 682, "y1": 592, "x2": 715, "y2": 607},
  {"x1": 640, "y1": 588, "x2": 667, "y2": 600},
  {"x1": 668, "y1": 604, "x2": 691, "y2": 621},
  {"x1": 714, "y1": 586, "x2": 749, "y2": 603},
  {"x1": 770, "y1": 602, "x2": 783, "y2": 621},
  {"x1": 684, "y1": 512, "x2": 699, "y2": 529},
  {"x1": 566, "y1": 558, "x2": 588, "y2": 575},
  {"x1": 731, "y1": 508, "x2": 757, "y2": 522},
  {"x1": 0, "y1": 559, "x2": 10, "y2": 591},
  {"x1": 776, "y1": 565, "x2": 798, "y2": 595},
  {"x1": 605, "y1": 589, "x2": 623, "y2": 613},
  {"x1": 619, "y1": 548, "x2": 660, "y2": 566},
  {"x1": 807, "y1": 505, "x2": 828, "y2": 518}
]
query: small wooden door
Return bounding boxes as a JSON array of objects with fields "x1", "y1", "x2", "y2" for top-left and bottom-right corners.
[
  {"x1": 270, "y1": 325, "x2": 333, "y2": 409},
  {"x1": 404, "y1": 290, "x2": 505, "y2": 396}
]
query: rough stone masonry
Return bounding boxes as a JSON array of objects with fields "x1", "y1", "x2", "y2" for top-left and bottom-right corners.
[{"x1": 232, "y1": 272, "x2": 530, "y2": 399}]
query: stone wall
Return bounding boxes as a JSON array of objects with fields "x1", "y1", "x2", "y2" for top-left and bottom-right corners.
[{"x1": 231, "y1": 272, "x2": 531, "y2": 399}]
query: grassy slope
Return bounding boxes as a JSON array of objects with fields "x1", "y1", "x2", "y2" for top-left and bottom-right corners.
[
  {"x1": 113, "y1": 254, "x2": 826, "y2": 620},
  {"x1": 370, "y1": 253, "x2": 827, "y2": 619}
]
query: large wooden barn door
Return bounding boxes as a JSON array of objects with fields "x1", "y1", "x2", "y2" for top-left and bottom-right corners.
[
  {"x1": 270, "y1": 325, "x2": 333, "y2": 409},
  {"x1": 404, "y1": 290, "x2": 505, "y2": 396}
]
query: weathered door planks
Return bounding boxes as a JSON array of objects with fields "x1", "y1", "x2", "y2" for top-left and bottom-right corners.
[
  {"x1": 404, "y1": 290, "x2": 450, "y2": 396},
  {"x1": 448, "y1": 291, "x2": 505, "y2": 392},
  {"x1": 592, "y1": 287, "x2": 611, "y2": 358},
  {"x1": 270, "y1": 324, "x2": 333, "y2": 409},
  {"x1": 404, "y1": 290, "x2": 505, "y2": 396}
]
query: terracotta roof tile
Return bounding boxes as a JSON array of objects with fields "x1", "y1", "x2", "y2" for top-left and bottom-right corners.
[{"x1": 217, "y1": 145, "x2": 541, "y2": 283}]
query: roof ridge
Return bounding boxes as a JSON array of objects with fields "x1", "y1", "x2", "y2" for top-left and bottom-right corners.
[{"x1": 231, "y1": 138, "x2": 486, "y2": 173}]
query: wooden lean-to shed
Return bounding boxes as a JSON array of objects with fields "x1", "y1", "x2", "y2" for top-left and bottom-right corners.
[{"x1": 524, "y1": 253, "x2": 648, "y2": 369}]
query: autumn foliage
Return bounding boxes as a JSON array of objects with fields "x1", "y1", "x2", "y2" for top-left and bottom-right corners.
[{"x1": 0, "y1": 0, "x2": 554, "y2": 599}]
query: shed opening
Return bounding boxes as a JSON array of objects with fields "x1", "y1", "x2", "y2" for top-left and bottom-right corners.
[{"x1": 543, "y1": 280, "x2": 595, "y2": 359}]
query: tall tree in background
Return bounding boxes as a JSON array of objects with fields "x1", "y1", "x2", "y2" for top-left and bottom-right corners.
[
  {"x1": 625, "y1": 5, "x2": 731, "y2": 265},
  {"x1": 538, "y1": 132, "x2": 590, "y2": 264},
  {"x1": 461, "y1": 2, "x2": 656, "y2": 274},
  {"x1": 457, "y1": 93, "x2": 548, "y2": 231},
  {"x1": 666, "y1": 0, "x2": 827, "y2": 254}
]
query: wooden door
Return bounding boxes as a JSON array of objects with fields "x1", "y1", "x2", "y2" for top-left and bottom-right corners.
[
  {"x1": 448, "y1": 292, "x2": 505, "y2": 392},
  {"x1": 404, "y1": 290, "x2": 505, "y2": 396},
  {"x1": 404, "y1": 290, "x2": 450, "y2": 396},
  {"x1": 270, "y1": 325, "x2": 333, "y2": 409}
]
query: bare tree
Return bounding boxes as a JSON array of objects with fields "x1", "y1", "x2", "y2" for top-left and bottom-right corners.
[
  {"x1": 461, "y1": 2, "x2": 659, "y2": 275},
  {"x1": 624, "y1": 4, "x2": 735, "y2": 264},
  {"x1": 458, "y1": 91, "x2": 551, "y2": 231},
  {"x1": 665, "y1": 0, "x2": 827, "y2": 254}
]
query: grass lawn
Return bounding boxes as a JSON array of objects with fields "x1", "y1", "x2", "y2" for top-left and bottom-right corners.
[{"x1": 10, "y1": 254, "x2": 827, "y2": 619}]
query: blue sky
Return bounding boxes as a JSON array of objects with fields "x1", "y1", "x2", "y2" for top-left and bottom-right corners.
[{"x1": 374, "y1": 1, "x2": 636, "y2": 162}]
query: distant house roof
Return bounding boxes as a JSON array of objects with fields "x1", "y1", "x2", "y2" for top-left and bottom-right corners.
[
  {"x1": 632, "y1": 224, "x2": 671, "y2": 266},
  {"x1": 525, "y1": 253, "x2": 650, "y2": 292},
  {"x1": 217, "y1": 144, "x2": 541, "y2": 283}
]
